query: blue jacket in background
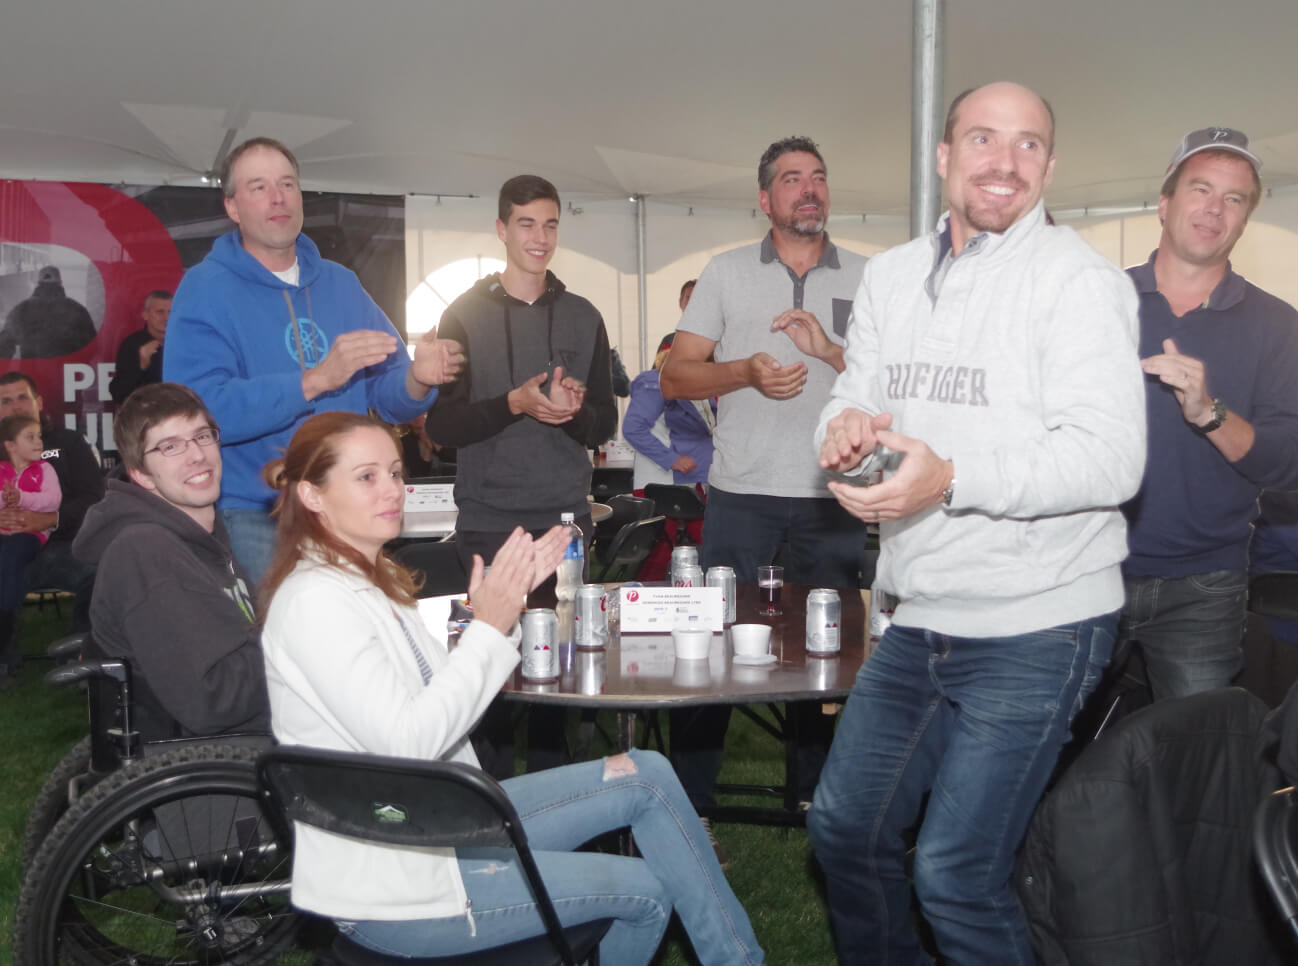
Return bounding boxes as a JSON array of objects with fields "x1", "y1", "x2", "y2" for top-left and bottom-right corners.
[
  {"x1": 165, "y1": 231, "x2": 432, "y2": 511},
  {"x1": 623, "y1": 369, "x2": 714, "y2": 485}
]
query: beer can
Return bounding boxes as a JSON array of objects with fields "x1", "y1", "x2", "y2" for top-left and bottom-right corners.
[
  {"x1": 577, "y1": 649, "x2": 607, "y2": 695},
  {"x1": 868, "y1": 587, "x2": 898, "y2": 642},
  {"x1": 574, "y1": 584, "x2": 609, "y2": 649},
  {"x1": 806, "y1": 588, "x2": 842, "y2": 655},
  {"x1": 670, "y1": 545, "x2": 700, "y2": 584},
  {"x1": 808, "y1": 655, "x2": 841, "y2": 691},
  {"x1": 521, "y1": 608, "x2": 559, "y2": 681},
  {"x1": 706, "y1": 566, "x2": 737, "y2": 625},
  {"x1": 674, "y1": 564, "x2": 704, "y2": 588}
]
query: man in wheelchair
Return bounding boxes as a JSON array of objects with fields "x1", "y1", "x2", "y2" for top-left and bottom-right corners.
[
  {"x1": 73, "y1": 381, "x2": 268, "y2": 739},
  {"x1": 15, "y1": 384, "x2": 289, "y2": 966}
]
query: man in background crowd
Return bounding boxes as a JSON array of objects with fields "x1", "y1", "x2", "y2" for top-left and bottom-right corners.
[
  {"x1": 1119, "y1": 126, "x2": 1298, "y2": 701},
  {"x1": 110, "y1": 289, "x2": 171, "y2": 403}
]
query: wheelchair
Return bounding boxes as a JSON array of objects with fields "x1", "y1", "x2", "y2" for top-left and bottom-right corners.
[{"x1": 13, "y1": 633, "x2": 300, "y2": 965}]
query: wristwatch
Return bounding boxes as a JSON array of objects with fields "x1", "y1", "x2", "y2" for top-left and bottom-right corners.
[{"x1": 1191, "y1": 397, "x2": 1227, "y2": 436}]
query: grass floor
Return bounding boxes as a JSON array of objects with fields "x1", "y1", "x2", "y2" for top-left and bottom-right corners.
[{"x1": 0, "y1": 608, "x2": 839, "y2": 965}]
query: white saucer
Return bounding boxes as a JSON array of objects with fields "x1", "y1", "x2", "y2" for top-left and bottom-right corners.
[{"x1": 732, "y1": 653, "x2": 777, "y2": 666}]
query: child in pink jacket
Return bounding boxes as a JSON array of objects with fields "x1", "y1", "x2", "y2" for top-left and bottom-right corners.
[{"x1": 0, "y1": 413, "x2": 62, "y2": 683}]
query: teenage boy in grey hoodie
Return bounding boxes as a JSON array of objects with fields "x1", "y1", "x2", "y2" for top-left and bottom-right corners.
[
  {"x1": 425, "y1": 175, "x2": 616, "y2": 779},
  {"x1": 807, "y1": 82, "x2": 1147, "y2": 965}
]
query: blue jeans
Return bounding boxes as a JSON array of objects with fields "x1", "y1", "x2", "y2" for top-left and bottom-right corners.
[
  {"x1": 220, "y1": 507, "x2": 276, "y2": 588},
  {"x1": 700, "y1": 487, "x2": 865, "y2": 587},
  {"x1": 1121, "y1": 570, "x2": 1247, "y2": 701},
  {"x1": 807, "y1": 614, "x2": 1116, "y2": 965},
  {"x1": 340, "y1": 751, "x2": 764, "y2": 966},
  {"x1": 0, "y1": 532, "x2": 40, "y2": 668}
]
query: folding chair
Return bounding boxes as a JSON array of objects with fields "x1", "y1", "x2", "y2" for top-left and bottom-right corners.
[
  {"x1": 596, "y1": 516, "x2": 666, "y2": 582},
  {"x1": 642, "y1": 483, "x2": 706, "y2": 546},
  {"x1": 1254, "y1": 786, "x2": 1298, "y2": 943},
  {"x1": 591, "y1": 494, "x2": 655, "y2": 566},
  {"x1": 391, "y1": 540, "x2": 468, "y2": 597},
  {"x1": 258, "y1": 746, "x2": 611, "y2": 965},
  {"x1": 589, "y1": 467, "x2": 634, "y2": 502}
]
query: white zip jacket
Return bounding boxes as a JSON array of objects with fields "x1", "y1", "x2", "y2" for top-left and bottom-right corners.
[
  {"x1": 262, "y1": 556, "x2": 519, "y2": 922},
  {"x1": 817, "y1": 204, "x2": 1147, "y2": 637}
]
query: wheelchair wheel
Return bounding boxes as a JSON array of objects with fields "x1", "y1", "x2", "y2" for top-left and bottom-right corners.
[
  {"x1": 14, "y1": 742, "x2": 299, "y2": 965},
  {"x1": 21, "y1": 735, "x2": 93, "y2": 870}
]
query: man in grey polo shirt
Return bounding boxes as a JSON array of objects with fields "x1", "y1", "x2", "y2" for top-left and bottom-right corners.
[{"x1": 660, "y1": 135, "x2": 867, "y2": 812}]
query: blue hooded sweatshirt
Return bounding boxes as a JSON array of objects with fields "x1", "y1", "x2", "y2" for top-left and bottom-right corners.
[{"x1": 165, "y1": 231, "x2": 433, "y2": 511}]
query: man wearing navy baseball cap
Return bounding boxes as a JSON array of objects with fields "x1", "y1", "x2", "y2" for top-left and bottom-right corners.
[{"x1": 1121, "y1": 127, "x2": 1298, "y2": 700}]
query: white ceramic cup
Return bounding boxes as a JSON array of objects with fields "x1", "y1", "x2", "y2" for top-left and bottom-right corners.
[
  {"x1": 672, "y1": 626, "x2": 712, "y2": 660},
  {"x1": 731, "y1": 623, "x2": 772, "y2": 658}
]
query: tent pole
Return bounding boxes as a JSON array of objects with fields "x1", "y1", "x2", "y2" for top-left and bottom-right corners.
[
  {"x1": 910, "y1": 0, "x2": 945, "y2": 239},
  {"x1": 635, "y1": 194, "x2": 648, "y2": 372}
]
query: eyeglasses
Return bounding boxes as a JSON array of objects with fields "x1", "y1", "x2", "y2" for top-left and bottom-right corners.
[{"x1": 145, "y1": 427, "x2": 220, "y2": 458}]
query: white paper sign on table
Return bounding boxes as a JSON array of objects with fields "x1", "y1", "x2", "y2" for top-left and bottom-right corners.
[
  {"x1": 619, "y1": 586, "x2": 723, "y2": 632},
  {"x1": 404, "y1": 483, "x2": 457, "y2": 512}
]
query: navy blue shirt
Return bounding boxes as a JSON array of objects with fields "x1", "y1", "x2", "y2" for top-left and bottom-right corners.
[{"x1": 1123, "y1": 253, "x2": 1298, "y2": 577}]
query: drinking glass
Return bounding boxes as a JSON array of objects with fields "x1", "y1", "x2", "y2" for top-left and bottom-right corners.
[{"x1": 757, "y1": 564, "x2": 784, "y2": 616}]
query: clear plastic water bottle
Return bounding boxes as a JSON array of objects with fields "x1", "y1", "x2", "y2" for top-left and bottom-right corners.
[{"x1": 555, "y1": 512, "x2": 585, "y2": 602}]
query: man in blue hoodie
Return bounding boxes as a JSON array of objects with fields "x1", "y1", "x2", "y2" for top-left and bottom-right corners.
[{"x1": 165, "y1": 137, "x2": 463, "y2": 583}]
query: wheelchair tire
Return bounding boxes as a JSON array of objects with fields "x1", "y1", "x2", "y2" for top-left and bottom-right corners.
[
  {"x1": 21, "y1": 735, "x2": 93, "y2": 871},
  {"x1": 14, "y1": 742, "x2": 299, "y2": 965}
]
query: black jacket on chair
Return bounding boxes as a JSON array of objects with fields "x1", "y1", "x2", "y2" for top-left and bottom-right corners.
[{"x1": 1016, "y1": 688, "x2": 1291, "y2": 966}]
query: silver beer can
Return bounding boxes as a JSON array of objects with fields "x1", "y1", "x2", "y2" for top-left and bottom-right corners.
[
  {"x1": 808, "y1": 655, "x2": 841, "y2": 691},
  {"x1": 670, "y1": 545, "x2": 700, "y2": 584},
  {"x1": 577, "y1": 649, "x2": 607, "y2": 696},
  {"x1": 674, "y1": 564, "x2": 704, "y2": 588},
  {"x1": 868, "y1": 587, "x2": 898, "y2": 642},
  {"x1": 574, "y1": 584, "x2": 609, "y2": 649},
  {"x1": 806, "y1": 588, "x2": 842, "y2": 655},
  {"x1": 706, "y1": 566, "x2": 737, "y2": 625},
  {"x1": 521, "y1": 608, "x2": 559, "y2": 681}
]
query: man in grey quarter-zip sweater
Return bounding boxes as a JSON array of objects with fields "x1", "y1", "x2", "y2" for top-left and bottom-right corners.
[{"x1": 809, "y1": 82, "x2": 1146, "y2": 966}]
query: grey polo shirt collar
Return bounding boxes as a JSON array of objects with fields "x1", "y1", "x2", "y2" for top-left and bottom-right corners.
[
  {"x1": 1129, "y1": 251, "x2": 1248, "y2": 313},
  {"x1": 759, "y1": 230, "x2": 842, "y2": 310}
]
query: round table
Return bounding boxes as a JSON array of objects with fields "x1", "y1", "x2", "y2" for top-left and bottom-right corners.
[{"x1": 498, "y1": 582, "x2": 870, "y2": 825}]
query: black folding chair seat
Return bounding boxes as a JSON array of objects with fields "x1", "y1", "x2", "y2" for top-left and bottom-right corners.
[
  {"x1": 590, "y1": 467, "x2": 634, "y2": 502},
  {"x1": 391, "y1": 540, "x2": 468, "y2": 597},
  {"x1": 642, "y1": 484, "x2": 706, "y2": 546},
  {"x1": 258, "y1": 747, "x2": 611, "y2": 965},
  {"x1": 592, "y1": 494, "x2": 655, "y2": 566},
  {"x1": 597, "y1": 515, "x2": 666, "y2": 582}
]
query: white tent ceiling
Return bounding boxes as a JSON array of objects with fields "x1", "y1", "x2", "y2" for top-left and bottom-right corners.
[{"x1": 3, "y1": 0, "x2": 1298, "y2": 216}]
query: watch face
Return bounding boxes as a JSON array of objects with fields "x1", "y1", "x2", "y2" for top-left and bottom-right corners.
[{"x1": 1194, "y1": 398, "x2": 1227, "y2": 435}]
